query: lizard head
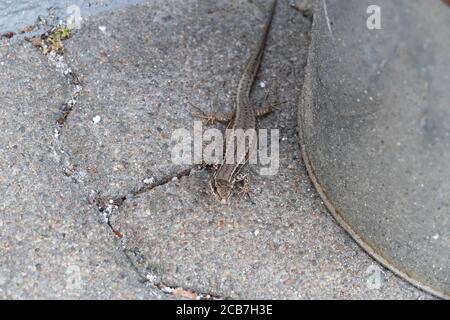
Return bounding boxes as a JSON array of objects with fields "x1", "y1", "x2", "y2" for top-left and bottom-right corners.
[{"x1": 211, "y1": 178, "x2": 233, "y2": 204}]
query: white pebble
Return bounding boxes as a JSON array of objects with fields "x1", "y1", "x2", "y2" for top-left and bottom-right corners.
[
  {"x1": 99, "y1": 26, "x2": 107, "y2": 33},
  {"x1": 92, "y1": 115, "x2": 101, "y2": 124},
  {"x1": 144, "y1": 177, "x2": 155, "y2": 184}
]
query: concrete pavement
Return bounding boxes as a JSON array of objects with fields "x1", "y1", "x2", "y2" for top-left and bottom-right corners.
[{"x1": 0, "y1": 0, "x2": 436, "y2": 299}]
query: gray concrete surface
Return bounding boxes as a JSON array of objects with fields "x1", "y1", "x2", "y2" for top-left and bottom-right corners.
[
  {"x1": 0, "y1": 0, "x2": 438, "y2": 299},
  {"x1": 0, "y1": 0, "x2": 144, "y2": 35},
  {"x1": 0, "y1": 42, "x2": 166, "y2": 299}
]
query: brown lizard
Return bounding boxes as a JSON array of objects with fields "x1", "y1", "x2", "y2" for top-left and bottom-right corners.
[{"x1": 193, "y1": 0, "x2": 278, "y2": 204}]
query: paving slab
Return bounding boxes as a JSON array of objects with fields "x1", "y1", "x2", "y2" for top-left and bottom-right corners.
[{"x1": 0, "y1": 40, "x2": 165, "y2": 299}]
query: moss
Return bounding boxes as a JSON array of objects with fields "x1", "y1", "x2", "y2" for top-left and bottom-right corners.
[{"x1": 43, "y1": 26, "x2": 71, "y2": 54}]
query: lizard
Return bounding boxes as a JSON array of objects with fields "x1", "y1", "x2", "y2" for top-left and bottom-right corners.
[{"x1": 192, "y1": 0, "x2": 278, "y2": 204}]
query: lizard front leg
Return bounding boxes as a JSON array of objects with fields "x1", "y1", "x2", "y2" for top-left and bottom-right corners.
[{"x1": 189, "y1": 101, "x2": 234, "y2": 125}]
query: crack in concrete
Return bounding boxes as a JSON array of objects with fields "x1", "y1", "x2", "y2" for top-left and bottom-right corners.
[
  {"x1": 24, "y1": 15, "x2": 85, "y2": 182},
  {"x1": 91, "y1": 165, "x2": 226, "y2": 299},
  {"x1": 122, "y1": 245, "x2": 224, "y2": 300},
  {"x1": 21, "y1": 12, "x2": 83, "y2": 132},
  {"x1": 94, "y1": 166, "x2": 200, "y2": 224},
  {"x1": 33, "y1": 40, "x2": 210, "y2": 296},
  {"x1": 155, "y1": 282, "x2": 222, "y2": 300},
  {"x1": 49, "y1": 51, "x2": 83, "y2": 183}
]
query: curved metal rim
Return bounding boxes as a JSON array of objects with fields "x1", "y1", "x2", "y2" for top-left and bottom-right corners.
[{"x1": 297, "y1": 102, "x2": 449, "y2": 300}]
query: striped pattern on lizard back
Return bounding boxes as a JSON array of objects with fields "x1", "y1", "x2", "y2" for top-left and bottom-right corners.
[{"x1": 211, "y1": 0, "x2": 277, "y2": 203}]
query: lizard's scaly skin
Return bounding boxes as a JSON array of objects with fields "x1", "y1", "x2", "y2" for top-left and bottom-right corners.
[{"x1": 212, "y1": 0, "x2": 277, "y2": 203}]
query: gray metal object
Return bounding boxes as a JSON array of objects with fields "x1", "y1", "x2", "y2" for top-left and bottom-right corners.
[{"x1": 298, "y1": 0, "x2": 450, "y2": 298}]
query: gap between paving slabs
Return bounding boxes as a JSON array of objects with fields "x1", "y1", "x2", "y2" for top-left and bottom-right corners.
[
  {"x1": 0, "y1": 32, "x2": 175, "y2": 299},
  {"x1": 97, "y1": 167, "x2": 196, "y2": 235},
  {"x1": 15, "y1": 17, "x2": 197, "y2": 299},
  {"x1": 26, "y1": 17, "x2": 223, "y2": 299},
  {"x1": 99, "y1": 164, "x2": 228, "y2": 300},
  {"x1": 22, "y1": 23, "x2": 84, "y2": 168}
]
